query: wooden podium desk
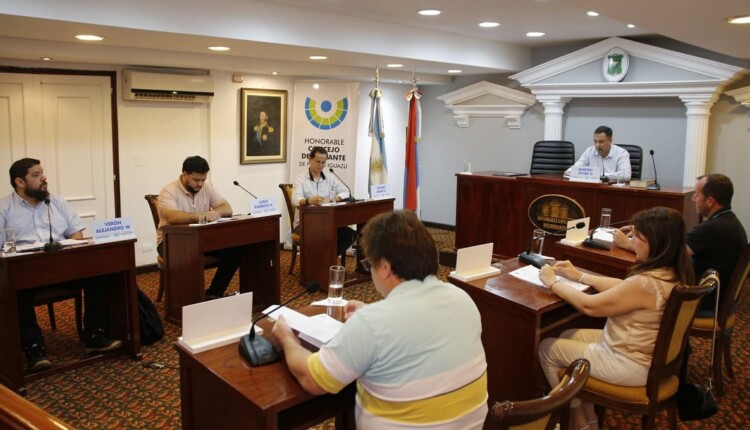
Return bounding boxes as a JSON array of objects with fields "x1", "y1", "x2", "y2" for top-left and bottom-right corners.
[
  {"x1": 557, "y1": 241, "x2": 636, "y2": 279},
  {"x1": 299, "y1": 199, "x2": 394, "y2": 291},
  {"x1": 449, "y1": 258, "x2": 603, "y2": 403},
  {"x1": 162, "y1": 215, "x2": 281, "y2": 325},
  {"x1": 455, "y1": 173, "x2": 696, "y2": 261},
  {"x1": 0, "y1": 239, "x2": 141, "y2": 394},
  {"x1": 177, "y1": 306, "x2": 355, "y2": 430}
]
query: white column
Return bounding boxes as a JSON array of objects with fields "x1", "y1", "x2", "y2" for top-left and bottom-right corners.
[
  {"x1": 680, "y1": 95, "x2": 716, "y2": 187},
  {"x1": 537, "y1": 96, "x2": 570, "y2": 140}
]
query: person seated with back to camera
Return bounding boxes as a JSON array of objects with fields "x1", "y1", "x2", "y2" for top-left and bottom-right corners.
[{"x1": 537, "y1": 207, "x2": 693, "y2": 430}]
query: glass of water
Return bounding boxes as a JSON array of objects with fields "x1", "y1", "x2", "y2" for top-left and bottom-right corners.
[
  {"x1": 3, "y1": 227, "x2": 16, "y2": 255},
  {"x1": 600, "y1": 208, "x2": 612, "y2": 230},
  {"x1": 531, "y1": 228, "x2": 545, "y2": 255},
  {"x1": 328, "y1": 265, "x2": 345, "y2": 304}
]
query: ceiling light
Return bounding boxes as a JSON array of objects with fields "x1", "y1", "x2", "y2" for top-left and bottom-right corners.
[
  {"x1": 309, "y1": 55, "x2": 328, "y2": 60},
  {"x1": 208, "y1": 46, "x2": 230, "y2": 51},
  {"x1": 417, "y1": 9, "x2": 442, "y2": 16},
  {"x1": 627, "y1": 24, "x2": 636, "y2": 28},
  {"x1": 312, "y1": 83, "x2": 320, "y2": 89},
  {"x1": 478, "y1": 22, "x2": 500, "y2": 28},
  {"x1": 41, "y1": 57, "x2": 53, "y2": 61},
  {"x1": 586, "y1": 11, "x2": 599, "y2": 17},
  {"x1": 387, "y1": 63, "x2": 404, "y2": 68},
  {"x1": 727, "y1": 15, "x2": 750, "y2": 24},
  {"x1": 75, "y1": 34, "x2": 104, "y2": 41},
  {"x1": 448, "y1": 69, "x2": 462, "y2": 74},
  {"x1": 272, "y1": 71, "x2": 278, "y2": 75},
  {"x1": 526, "y1": 32, "x2": 546, "y2": 37}
]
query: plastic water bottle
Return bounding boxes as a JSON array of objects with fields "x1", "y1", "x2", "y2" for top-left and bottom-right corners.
[{"x1": 329, "y1": 184, "x2": 336, "y2": 203}]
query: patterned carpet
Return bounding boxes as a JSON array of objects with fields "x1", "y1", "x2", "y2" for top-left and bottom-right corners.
[{"x1": 21, "y1": 228, "x2": 749, "y2": 429}]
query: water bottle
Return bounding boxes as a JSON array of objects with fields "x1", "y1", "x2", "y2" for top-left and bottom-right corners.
[{"x1": 329, "y1": 184, "x2": 336, "y2": 203}]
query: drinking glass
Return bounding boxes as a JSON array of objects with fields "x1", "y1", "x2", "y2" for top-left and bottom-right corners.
[
  {"x1": 600, "y1": 208, "x2": 612, "y2": 229},
  {"x1": 198, "y1": 214, "x2": 207, "y2": 224},
  {"x1": 328, "y1": 265, "x2": 345, "y2": 304},
  {"x1": 530, "y1": 228, "x2": 545, "y2": 255},
  {"x1": 3, "y1": 227, "x2": 16, "y2": 255}
]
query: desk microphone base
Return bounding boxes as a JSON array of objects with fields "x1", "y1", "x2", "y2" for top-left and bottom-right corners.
[
  {"x1": 518, "y1": 252, "x2": 548, "y2": 269},
  {"x1": 239, "y1": 334, "x2": 281, "y2": 366}
]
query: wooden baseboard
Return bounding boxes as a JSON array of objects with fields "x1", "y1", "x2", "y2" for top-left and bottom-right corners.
[{"x1": 422, "y1": 221, "x2": 455, "y2": 231}]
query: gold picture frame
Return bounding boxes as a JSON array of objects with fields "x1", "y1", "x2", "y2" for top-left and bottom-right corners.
[{"x1": 240, "y1": 88, "x2": 287, "y2": 164}]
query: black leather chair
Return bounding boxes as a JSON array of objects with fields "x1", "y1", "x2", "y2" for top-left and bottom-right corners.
[
  {"x1": 530, "y1": 141, "x2": 575, "y2": 175},
  {"x1": 619, "y1": 144, "x2": 643, "y2": 180}
]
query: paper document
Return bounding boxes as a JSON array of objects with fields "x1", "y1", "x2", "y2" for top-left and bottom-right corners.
[
  {"x1": 261, "y1": 305, "x2": 344, "y2": 347},
  {"x1": 311, "y1": 299, "x2": 349, "y2": 307},
  {"x1": 509, "y1": 265, "x2": 588, "y2": 291}
]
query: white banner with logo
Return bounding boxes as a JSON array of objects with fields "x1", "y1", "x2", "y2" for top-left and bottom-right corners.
[{"x1": 289, "y1": 81, "x2": 360, "y2": 187}]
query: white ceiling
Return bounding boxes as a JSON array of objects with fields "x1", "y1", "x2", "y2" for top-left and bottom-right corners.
[{"x1": 0, "y1": 0, "x2": 747, "y2": 84}]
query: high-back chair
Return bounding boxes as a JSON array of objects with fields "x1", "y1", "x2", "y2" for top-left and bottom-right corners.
[
  {"x1": 619, "y1": 144, "x2": 643, "y2": 180},
  {"x1": 144, "y1": 194, "x2": 219, "y2": 301},
  {"x1": 691, "y1": 243, "x2": 750, "y2": 395},
  {"x1": 278, "y1": 184, "x2": 301, "y2": 275},
  {"x1": 574, "y1": 283, "x2": 714, "y2": 429},
  {"x1": 491, "y1": 358, "x2": 590, "y2": 430},
  {"x1": 529, "y1": 141, "x2": 575, "y2": 175},
  {"x1": 31, "y1": 287, "x2": 83, "y2": 340}
]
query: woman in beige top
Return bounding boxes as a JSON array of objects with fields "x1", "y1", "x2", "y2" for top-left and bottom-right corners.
[{"x1": 538, "y1": 207, "x2": 694, "y2": 430}]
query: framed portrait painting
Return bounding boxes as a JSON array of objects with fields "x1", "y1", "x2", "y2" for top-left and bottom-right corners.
[{"x1": 240, "y1": 88, "x2": 287, "y2": 164}]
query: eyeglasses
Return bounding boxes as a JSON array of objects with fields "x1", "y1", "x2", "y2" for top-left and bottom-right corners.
[{"x1": 360, "y1": 258, "x2": 371, "y2": 271}]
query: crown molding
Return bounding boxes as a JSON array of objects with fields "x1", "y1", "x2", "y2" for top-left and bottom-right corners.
[
  {"x1": 726, "y1": 86, "x2": 750, "y2": 107},
  {"x1": 437, "y1": 81, "x2": 536, "y2": 128},
  {"x1": 524, "y1": 81, "x2": 728, "y2": 98}
]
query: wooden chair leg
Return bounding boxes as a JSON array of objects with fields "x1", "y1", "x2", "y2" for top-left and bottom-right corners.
[
  {"x1": 46, "y1": 303, "x2": 57, "y2": 330},
  {"x1": 288, "y1": 244, "x2": 297, "y2": 275},
  {"x1": 74, "y1": 293, "x2": 83, "y2": 340},
  {"x1": 724, "y1": 333, "x2": 735, "y2": 378},
  {"x1": 667, "y1": 405, "x2": 677, "y2": 430},
  {"x1": 157, "y1": 269, "x2": 165, "y2": 302},
  {"x1": 714, "y1": 336, "x2": 725, "y2": 396}
]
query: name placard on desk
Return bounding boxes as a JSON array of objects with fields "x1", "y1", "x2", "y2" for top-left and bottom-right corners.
[
  {"x1": 569, "y1": 166, "x2": 601, "y2": 183},
  {"x1": 370, "y1": 184, "x2": 392, "y2": 200},
  {"x1": 92, "y1": 217, "x2": 136, "y2": 243},
  {"x1": 250, "y1": 197, "x2": 279, "y2": 216}
]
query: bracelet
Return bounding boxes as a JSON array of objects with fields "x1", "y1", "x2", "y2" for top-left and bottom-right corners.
[{"x1": 578, "y1": 273, "x2": 586, "y2": 284}]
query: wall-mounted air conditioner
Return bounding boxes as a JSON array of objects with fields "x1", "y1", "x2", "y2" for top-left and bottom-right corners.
[{"x1": 122, "y1": 70, "x2": 214, "y2": 103}]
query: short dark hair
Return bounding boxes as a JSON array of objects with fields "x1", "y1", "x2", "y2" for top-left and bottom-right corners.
[
  {"x1": 309, "y1": 146, "x2": 328, "y2": 159},
  {"x1": 9, "y1": 158, "x2": 41, "y2": 189},
  {"x1": 360, "y1": 210, "x2": 439, "y2": 281},
  {"x1": 182, "y1": 156, "x2": 210, "y2": 174},
  {"x1": 594, "y1": 126, "x2": 613, "y2": 138},
  {"x1": 698, "y1": 173, "x2": 733, "y2": 207},
  {"x1": 629, "y1": 207, "x2": 693, "y2": 285}
]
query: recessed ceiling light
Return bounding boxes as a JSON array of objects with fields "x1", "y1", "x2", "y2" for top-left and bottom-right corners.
[
  {"x1": 309, "y1": 55, "x2": 328, "y2": 60},
  {"x1": 448, "y1": 69, "x2": 462, "y2": 74},
  {"x1": 208, "y1": 46, "x2": 230, "y2": 51},
  {"x1": 75, "y1": 34, "x2": 104, "y2": 41},
  {"x1": 727, "y1": 15, "x2": 750, "y2": 24},
  {"x1": 417, "y1": 9, "x2": 442, "y2": 16},
  {"x1": 313, "y1": 83, "x2": 320, "y2": 89},
  {"x1": 526, "y1": 32, "x2": 546, "y2": 37},
  {"x1": 627, "y1": 24, "x2": 636, "y2": 28},
  {"x1": 387, "y1": 63, "x2": 404, "y2": 68},
  {"x1": 272, "y1": 71, "x2": 278, "y2": 75},
  {"x1": 41, "y1": 57, "x2": 53, "y2": 61},
  {"x1": 478, "y1": 22, "x2": 500, "y2": 28},
  {"x1": 586, "y1": 11, "x2": 599, "y2": 17}
]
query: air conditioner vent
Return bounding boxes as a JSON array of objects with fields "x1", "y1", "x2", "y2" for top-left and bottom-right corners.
[{"x1": 122, "y1": 70, "x2": 214, "y2": 103}]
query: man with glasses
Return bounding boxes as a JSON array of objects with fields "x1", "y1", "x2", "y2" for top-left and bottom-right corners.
[
  {"x1": 292, "y1": 146, "x2": 355, "y2": 259},
  {"x1": 273, "y1": 210, "x2": 488, "y2": 428}
]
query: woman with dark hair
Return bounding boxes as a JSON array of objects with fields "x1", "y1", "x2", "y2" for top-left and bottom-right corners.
[{"x1": 538, "y1": 207, "x2": 693, "y2": 430}]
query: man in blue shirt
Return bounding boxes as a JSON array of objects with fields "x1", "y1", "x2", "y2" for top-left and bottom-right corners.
[{"x1": 0, "y1": 158, "x2": 122, "y2": 372}]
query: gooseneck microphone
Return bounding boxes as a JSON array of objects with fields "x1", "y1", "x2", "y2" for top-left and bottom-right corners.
[
  {"x1": 43, "y1": 199, "x2": 62, "y2": 252},
  {"x1": 646, "y1": 150, "x2": 661, "y2": 190},
  {"x1": 239, "y1": 281, "x2": 320, "y2": 366},
  {"x1": 583, "y1": 219, "x2": 633, "y2": 250},
  {"x1": 519, "y1": 222, "x2": 586, "y2": 268},
  {"x1": 233, "y1": 180, "x2": 258, "y2": 199},
  {"x1": 328, "y1": 168, "x2": 357, "y2": 203}
]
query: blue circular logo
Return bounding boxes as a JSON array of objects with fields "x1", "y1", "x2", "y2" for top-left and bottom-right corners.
[{"x1": 304, "y1": 97, "x2": 348, "y2": 130}]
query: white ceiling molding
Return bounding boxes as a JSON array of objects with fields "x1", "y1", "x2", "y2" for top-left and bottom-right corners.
[
  {"x1": 436, "y1": 81, "x2": 537, "y2": 129},
  {"x1": 727, "y1": 86, "x2": 750, "y2": 108}
]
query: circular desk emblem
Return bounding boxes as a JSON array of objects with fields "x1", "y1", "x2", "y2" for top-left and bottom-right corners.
[
  {"x1": 602, "y1": 48, "x2": 629, "y2": 82},
  {"x1": 528, "y1": 194, "x2": 586, "y2": 234}
]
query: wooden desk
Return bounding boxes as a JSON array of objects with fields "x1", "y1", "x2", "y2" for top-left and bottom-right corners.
[
  {"x1": 557, "y1": 241, "x2": 636, "y2": 279},
  {"x1": 0, "y1": 239, "x2": 141, "y2": 394},
  {"x1": 455, "y1": 173, "x2": 696, "y2": 260},
  {"x1": 177, "y1": 307, "x2": 355, "y2": 430},
  {"x1": 162, "y1": 215, "x2": 281, "y2": 325},
  {"x1": 299, "y1": 199, "x2": 394, "y2": 291},
  {"x1": 449, "y1": 258, "x2": 603, "y2": 402}
]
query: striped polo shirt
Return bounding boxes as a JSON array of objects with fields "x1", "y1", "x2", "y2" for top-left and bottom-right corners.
[{"x1": 307, "y1": 275, "x2": 488, "y2": 429}]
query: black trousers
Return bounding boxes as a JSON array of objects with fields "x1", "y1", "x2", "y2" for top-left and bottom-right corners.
[
  {"x1": 157, "y1": 242, "x2": 241, "y2": 297},
  {"x1": 18, "y1": 276, "x2": 111, "y2": 347}
]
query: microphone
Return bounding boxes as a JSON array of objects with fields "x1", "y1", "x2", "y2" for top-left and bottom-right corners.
[
  {"x1": 239, "y1": 281, "x2": 320, "y2": 366},
  {"x1": 43, "y1": 199, "x2": 62, "y2": 252},
  {"x1": 646, "y1": 150, "x2": 661, "y2": 190},
  {"x1": 519, "y1": 222, "x2": 586, "y2": 269},
  {"x1": 598, "y1": 147, "x2": 609, "y2": 183},
  {"x1": 583, "y1": 219, "x2": 632, "y2": 250},
  {"x1": 328, "y1": 168, "x2": 357, "y2": 203},
  {"x1": 233, "y1": 180, "x2": 258, "y2": 199}
]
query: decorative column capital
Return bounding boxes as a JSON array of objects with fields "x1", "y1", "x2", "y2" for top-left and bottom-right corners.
[
  {"x1": 536, "y1": 96, "x2": 571, "y2": 115},
  {"x1": 679, "y1": 95, "x2": 717, "y2": 116}
]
